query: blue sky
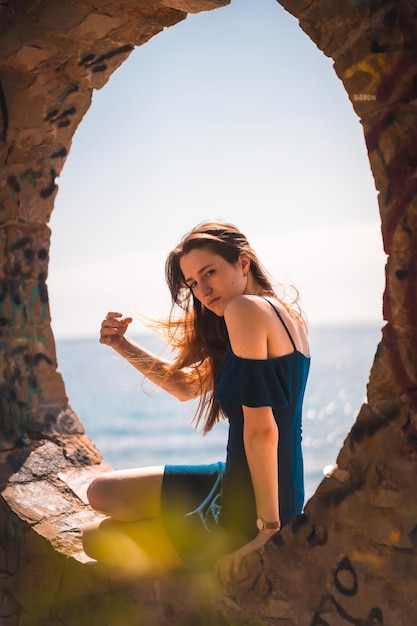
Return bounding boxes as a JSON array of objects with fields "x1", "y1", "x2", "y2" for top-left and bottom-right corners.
[{"x1": 49, "y1": 0, "x2": 386, "y2": 339}]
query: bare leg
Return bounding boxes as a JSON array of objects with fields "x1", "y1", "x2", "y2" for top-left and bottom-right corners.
[
  {"x1": 86, "y1": 465, "x2": 165, "y2": 521},
  {"x1": 83, "y1": 516, "x2": 184, "y2": 574},
  {"x1": 83, "y1": 465, "x2": 185, "y2": 573}
]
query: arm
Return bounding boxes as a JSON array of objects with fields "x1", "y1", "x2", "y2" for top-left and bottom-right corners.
[
  {"x1": 100, "y1": 312, "x2": 200, "y2": 402},
  {"x1": 216, "y1": 297, "x2": 280, "y2": 583},
  {"x1": 243, "y1": 405, "x2": 280, "y2": 529},
  {"x1": 216, "y1": 407, "x2": 280, "y2": 584}
]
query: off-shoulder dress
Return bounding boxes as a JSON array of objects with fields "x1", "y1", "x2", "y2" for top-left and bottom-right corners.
[{"x1": 160, "y1": 298, "x2": 310, "y2": 568}]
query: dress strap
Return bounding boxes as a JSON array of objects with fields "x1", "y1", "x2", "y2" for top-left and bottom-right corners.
[{"x1": 259, "y1": 296, "x2": 297, "y2": 352}]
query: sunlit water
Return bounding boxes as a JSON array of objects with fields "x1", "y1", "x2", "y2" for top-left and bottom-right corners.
[{"x1": 56, "y1": 323, "x2": 381, "y2": 503}]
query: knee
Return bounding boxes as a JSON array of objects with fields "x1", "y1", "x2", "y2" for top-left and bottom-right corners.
[
  {"x1": 82, "y1": 520, "x2": 99, "y2": 558},
  {"x1": 82, "y1": 518, "x2": 113, "y2": 560},
  {"x1": 86, "y1": 476, "x2": 111, "y2": 514}
]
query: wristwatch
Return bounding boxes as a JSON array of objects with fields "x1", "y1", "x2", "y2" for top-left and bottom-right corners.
[{"x1": 256, "y1": 517, "x2": 281, "y2": 532}]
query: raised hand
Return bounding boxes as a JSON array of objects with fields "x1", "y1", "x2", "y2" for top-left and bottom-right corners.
[{"x1": 99, "y1": 311, "x2": 133, "y2": 348}]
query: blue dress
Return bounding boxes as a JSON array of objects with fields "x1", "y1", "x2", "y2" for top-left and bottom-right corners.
[{"x1": 161, "y1": 298, "x2": 310, "y2": 568}]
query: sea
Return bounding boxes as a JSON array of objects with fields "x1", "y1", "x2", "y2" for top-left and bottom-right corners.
[{"x1": 56, "y1": 323, "x2": 382, "y2": 503}]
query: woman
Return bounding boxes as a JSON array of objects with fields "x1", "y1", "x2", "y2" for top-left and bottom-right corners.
[{"x1": 82, "y1": 220, "x2": 310, "y2": 583}]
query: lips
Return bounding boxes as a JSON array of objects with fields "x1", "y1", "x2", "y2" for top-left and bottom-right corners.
[{"x1": 208, "y1": 297, "x2": 220, "y2": 308}]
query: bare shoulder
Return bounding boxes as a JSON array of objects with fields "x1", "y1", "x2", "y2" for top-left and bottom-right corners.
[
  {"x1": 224, "y1": 294, "x2": 266, "y2": 320},
  {"x1": 225, "y1": 295, "x2": 309, "y2": 358},
  {"x1": 224, "y1": 295, "x2": 269, "y2": 359}
]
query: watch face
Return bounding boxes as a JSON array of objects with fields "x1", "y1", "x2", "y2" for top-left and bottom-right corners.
[{"x1": 256, "y1": 517, "x2": 264, "y2": 531}]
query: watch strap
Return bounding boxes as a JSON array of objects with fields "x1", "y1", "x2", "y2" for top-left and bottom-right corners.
[{"x1": 257, "y1": 517, "x2": 281, "y2": 530}]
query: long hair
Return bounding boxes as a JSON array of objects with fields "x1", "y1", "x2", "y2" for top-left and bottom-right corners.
[{"x1": 155, "y1": 220, "x2": 304, "y2": 433}]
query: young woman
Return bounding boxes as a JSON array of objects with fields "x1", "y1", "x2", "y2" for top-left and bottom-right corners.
[{"x1": 82, "y1": 220, "x2": 310, "y2": 583}]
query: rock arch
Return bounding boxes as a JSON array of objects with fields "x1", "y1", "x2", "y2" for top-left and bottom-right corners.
[{"x1": 1, "y1": 1, "x2": 417, "y2": 624}]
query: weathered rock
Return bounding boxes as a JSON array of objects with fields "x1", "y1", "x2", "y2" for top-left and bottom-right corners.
[{"x1": 1, "y1": 0, "x2": 417, "y2": 624}]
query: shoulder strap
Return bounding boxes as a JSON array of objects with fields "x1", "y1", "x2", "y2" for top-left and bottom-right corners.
[{"x1": 259, "y1": 296, "x2": 297, "y2": 351}]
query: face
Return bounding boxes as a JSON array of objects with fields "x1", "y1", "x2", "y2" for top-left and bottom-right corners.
[{"x1": 180, "y1": 247, "x2": 249, "y2": 316}]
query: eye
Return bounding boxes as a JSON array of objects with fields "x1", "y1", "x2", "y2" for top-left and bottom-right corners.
[
  {"x1": 186, "y1": 280, "x2": 197, "y2": 290},
  {"x1": 204, "y1": 269, "x2": 214, "y2": 278}
]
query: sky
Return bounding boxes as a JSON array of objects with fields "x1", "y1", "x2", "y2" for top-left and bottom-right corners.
[{"x1": 48, "y1": 0, "x2": 386, "y2": 339}]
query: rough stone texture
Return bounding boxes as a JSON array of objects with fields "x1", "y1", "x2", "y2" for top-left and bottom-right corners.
[{"x1": 1, "y1": 0, "x2": 417, "y2": 624}]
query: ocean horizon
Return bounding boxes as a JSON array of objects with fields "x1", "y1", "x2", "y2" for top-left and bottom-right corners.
[{"x1": 56, "y1": 322, "x2": 382, "y2": 503}]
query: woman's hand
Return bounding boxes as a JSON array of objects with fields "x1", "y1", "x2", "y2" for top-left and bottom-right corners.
[
  {"x1": 215, "y1": 530, "x2": 276, "y2": 585},
  {"x1": 100, "y1": 311, "x2": 133, "y2": 348}
]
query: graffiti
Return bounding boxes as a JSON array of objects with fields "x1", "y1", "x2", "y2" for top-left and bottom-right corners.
[
  {"x1": 10, "y1": 235, "x2": 32, "y2": 252},
  {"x1": 27, "y1": 282, "x2": 48, "y2": 325},
  {"x1": 2, "y1": 78, "x2": 72, "y2": 203},
  {"x1": 50, "y1": 146, "x2": 67, "y2": 159},
  {"x1": 344, "y1": 58, "x2": 385, "y2": 95},
  {"x1": 7, "y1": 173, "x2": 20, "y2": 195},
  {"x1": 310, "y1": 557, "x2": 384, "y2": 625},
  {"x1": 307, "y1": 524, "x2": 328, "y2": 547},
  {"x1": 44, "y1": 105, "x2": 76, "y2": 128},
  {"x1": 377, "y1": 55, "x2": 417, "y2": 103},
  {"x1": 0, "y1": 78, "x2": 8, "y2": 141},
  {"x1": 4, "y1": 112, "x2": 68, "y2": 205},
  {"x1": 0, "y1": 331, "x2": 73, "y2": 445},
  {"x1": 0, "y1": 382, "x2": 30, "y2": 445},
  {"x1": 383, "y1": 146, "x2": 417, "y2": 249},
  {"x1": 0, "y1": 331, "x2": 52, "y2": 444},
  {"x1": 1, "y1": 370, "x2": 37, "y2": 444},
  {"x1": 79, "y1": 43, "x2": 133, "y2": 73},
  {"x1": 39, "y1": 167, "x2": 57, "y2": 199},
  {"x1": 370, "y1": 6, "x2": 417, "y2": 54},
  {"x1": 353, "y1": 93, "x2": 376, "y2": 102},
  {"x1": 344, "y1": 5, "x2": 417, "y2": 105},
  {"x1": 0, "y1": 279, "x2": 48, "y2": 328},
  {"x1": 349, "y1": 411, "x2": 393, "y2": 447},
  {"x1": 2, "y1": 87, "x2": 68, "y2": 200},
  {"x1": 64, "y1": 82, "x2": 79, "y2": 96},
  {"x1": 7, "y1": 167, "x2": 57, "y2": 201},
  {"x1": 333, "y1": 557, "x2": 358, "y2": 596},
  {"x1": 7, "y1": 233, "x2": 49, "y2": 279}
]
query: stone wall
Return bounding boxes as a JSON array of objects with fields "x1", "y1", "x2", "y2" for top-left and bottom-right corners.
[{"x1": 1, "y1": 0, "x2": 417, "y2": 624}]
